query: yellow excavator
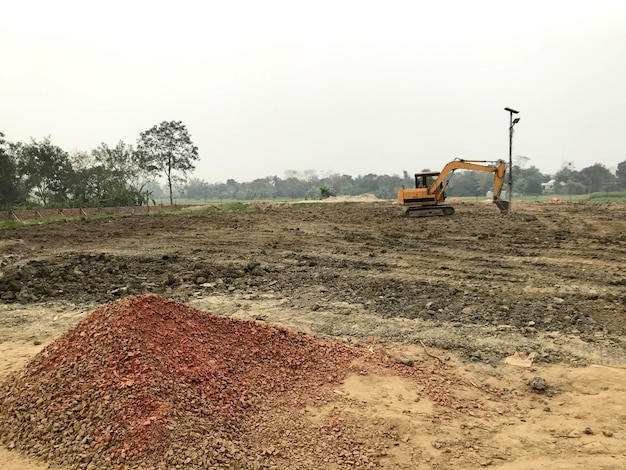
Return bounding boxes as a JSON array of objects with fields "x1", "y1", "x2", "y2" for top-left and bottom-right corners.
[{"x1": 397, "y1": 159, "x2": 508, "y2": 216}]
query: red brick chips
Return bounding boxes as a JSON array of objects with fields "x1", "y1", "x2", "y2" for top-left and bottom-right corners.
[{"x1": 0, "y1": 295, "x2": 463, "y2": 469}]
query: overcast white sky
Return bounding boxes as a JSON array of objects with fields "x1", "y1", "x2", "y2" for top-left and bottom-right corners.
[{"x1": 2, "y1": 0, "x2": 625, "y2": 183}]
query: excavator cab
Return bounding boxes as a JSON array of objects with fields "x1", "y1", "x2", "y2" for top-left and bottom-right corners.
[{"x1": 415, "y1": 172, "x2": 443, "y2": 191}]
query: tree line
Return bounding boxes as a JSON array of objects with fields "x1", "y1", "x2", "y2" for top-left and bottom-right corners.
[
  {"x1": 2, "y1": 125, "x2": 625, "y2": 209},
  {"x1": 179, "y1": 161, "x2": 625, "y2": 201},
  {"x1": 0, "y1": 121, "x2": 198, "y2": 209}
]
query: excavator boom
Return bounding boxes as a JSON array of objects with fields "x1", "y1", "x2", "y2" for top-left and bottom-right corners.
[{"x1": 398, "y1": 158, "x2": 507, "y2": 216}]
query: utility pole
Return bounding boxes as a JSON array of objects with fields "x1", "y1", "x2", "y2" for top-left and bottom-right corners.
[{"x1": 504, "y1": 107, "x2": 520, "y2": 214}]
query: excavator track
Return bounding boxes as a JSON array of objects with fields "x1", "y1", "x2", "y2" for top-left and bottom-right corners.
[{"x1": 405, "y1": 205, "x2": 455, "y2": 217}]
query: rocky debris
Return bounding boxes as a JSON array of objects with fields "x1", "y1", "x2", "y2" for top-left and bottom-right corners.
[
  {"x1": 528, "y1": 376, "x2": 549, "y2": 393},
  {"x1": 0, "y1": 294, "x2": 467, "y2": 469}
]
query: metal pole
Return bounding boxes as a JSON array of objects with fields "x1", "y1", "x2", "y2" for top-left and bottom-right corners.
[
  {"x1": 504, "y1": 107, "x2": 519, "y2": 215},
  {"x1": 508, "y1": 113, "x2": 513, "y2": 215}
]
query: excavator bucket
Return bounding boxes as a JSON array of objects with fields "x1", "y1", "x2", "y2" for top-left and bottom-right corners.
[{"x1": 494, "y1": 199, "x2": 509, "y2": 214}]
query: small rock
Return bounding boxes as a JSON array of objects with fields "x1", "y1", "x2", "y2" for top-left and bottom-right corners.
[
  {"x1": 584, "y1": 427, "x2": 594, "y2": 435},
  {"x1": 543, "y1": 406, "x2": 551, "y2": 412},
  {"x1": 1, "y1": 291, "x2": 16, "y2": 300},
  {"x1": 109, "y1": 287, "x2": 127, "y2": 297},
  {"x1": 195, "y1": 276, "x2": 207, "y2": 284},
  {"x1": 602, "y1": 430, "x2": 613, "y2": 437},
  {"x1": 529, "y1": 376, "x2": 548, "y2": 393}
]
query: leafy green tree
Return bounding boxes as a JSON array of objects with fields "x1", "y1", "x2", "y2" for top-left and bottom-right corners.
[
  {"x1": 512, "y1": 166, "x2": 547, "y2": 196},
  {"x1": 277, "y1": 176, "x2": 310, "y2": 199},
  {"x1": 329, "y1": 174, "x2": 356, "y2": 195},
  {"x1": 446, "y1": 171, "x2": 492, "y2": 197},
  {"x1": 184, "y1": 178, "x2": 210, "y2": 200},
  {"x1": 553, "y1": 167, "x2": 587, "y2": 195},
  {"x1": 355, "y1": 174, "x2": 379, "y2": 193},
  {"x1": 145, "y1": 181, "x2": 166, "y2": 199},
  {"x1": 554, "y1": 167, "x2": 574, "y2": 183},
  {"x1": 319, "y1": 184, "x2": 335, "y2": 199},
  {"x1": 90, "y1": 141, "x2": 148, "y2": 206},
  {"x1": 0, "y1": 132, "x2": 28, "y2": 207},
  {"x1": 617, "y1": 160, "x2": 626, "y2": 189},
  {"x1": 524, "y1": 166, "x2": 547, "y2": 195},
  {"x1": 15, "y1": 137, "x2": 74, "y2": 206},
  {"x1": 68, "y1": 150, "x2": 101, "y2": 207},
  {"x1": 237, "y1": 177, "x2": 276, "y2": 199},
  {"x1": 577, "y1": 163, "x2": 615, "y2": 193},
  {"x1": 137, "y1": 121, "x2": 199, "y2": 205},
  {"x1": 553, "y1": 163, "x2": 614, "y2": 194},
  {"x1": 93, "y1": 141, "x2": 145, "y2": 184}
]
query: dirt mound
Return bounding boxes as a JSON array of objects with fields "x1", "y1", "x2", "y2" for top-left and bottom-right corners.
[
  {"x1": 292, "y1": 194, "x2": 381, "y2": 203},
  {"x1": 0, "y1": 294, "x2": 466, "y2": 469},
  {"x1": 322, "y1": 194, "x2": 380, "y2": 203}
]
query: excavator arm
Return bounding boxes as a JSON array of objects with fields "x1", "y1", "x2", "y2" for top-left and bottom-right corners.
[{"x1": 430, "y1": 159, "x2": 507, "y2": 207}]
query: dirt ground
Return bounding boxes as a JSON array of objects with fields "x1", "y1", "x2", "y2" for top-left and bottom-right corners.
[{"x1": 1, "y1": 199, "x2": 625, "y2": 469}]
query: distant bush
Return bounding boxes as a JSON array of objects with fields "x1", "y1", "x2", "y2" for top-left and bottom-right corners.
[
  {"x1": 588, "y1": 191, "x2": 626, "y2": 201},
  {"x1": 219, "y1": 202, "x2": 254, "y2": 213}
]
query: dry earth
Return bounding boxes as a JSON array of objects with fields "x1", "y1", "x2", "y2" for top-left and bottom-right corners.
[{"x1": 1, "y1": 199, "x2": 625, "y2": 469}]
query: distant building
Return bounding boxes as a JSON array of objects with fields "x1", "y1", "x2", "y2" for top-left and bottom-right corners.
[
  {"x1": 542, "y1": 179, "x2": 556, "y2": 194},
  {"x1": 561, "y1": 160, "x2": 575, "y2": 171},
  {"x1": 542, "y1": 179, "x2": 568, "y2": 194}
]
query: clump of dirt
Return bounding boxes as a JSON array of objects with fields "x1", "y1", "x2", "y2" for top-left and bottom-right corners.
[{"x1": 0, "y1": 294, "x2": 469, "y2": 469}]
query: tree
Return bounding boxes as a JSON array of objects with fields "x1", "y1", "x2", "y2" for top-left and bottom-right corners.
[
  {"x1": 137, "y1": 121, "x2": 199, "y2": 205},
  {"x1": 553, "y1": 163, "x2": 615, "y2": 194},
  {"x1": 15, "y1": 137, "x2": 74, "y2": 206},
  {"x1": 68, "y1": 150, "x2": 101, "y2": 207},
  {"x1": 0, "y1": 132, "x2": 28, "y2": 207},
  {"x1": 615, "y1": 160, "x2": 626, "y2": 189},
  {"x1": 93, "y1": 141, "x2": 145, "y2": 184},
  {"x1": 446, "y1": 171, "x2": 492, "y2": 197},
  {"x1": 329, "y1": 174, "x2": 355, "y2": 195},
  {"x1": 514, "y1": 166, "x2": 547, "y2": 196},
  {"x1": 319, "y1": 184, "x2": 335, "y2": 199},
  {"x1": 144, "y1": 181, "x2": 166, "y2": 199},
  {"x1": 90, "y1": 141, "x2": 148, "y2": 206},
  {"x1": 184, "y1": 178, "x2": 210, "y2": 200},
  {"x1": 577, "y1": 163, "x2": 615, "y2": 193},
  {"x1": 554, "y1": 166, "x2": 577, "y2": 185}
]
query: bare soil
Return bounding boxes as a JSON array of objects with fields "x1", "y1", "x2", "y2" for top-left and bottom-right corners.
[{"x1": 1, "y1": 200, "x2": 626, "y2": 469}]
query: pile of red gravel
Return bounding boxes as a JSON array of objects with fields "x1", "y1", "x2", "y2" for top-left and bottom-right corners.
[{"x1": 0, "y1": 294, "x2": 465, "y2": 469}]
